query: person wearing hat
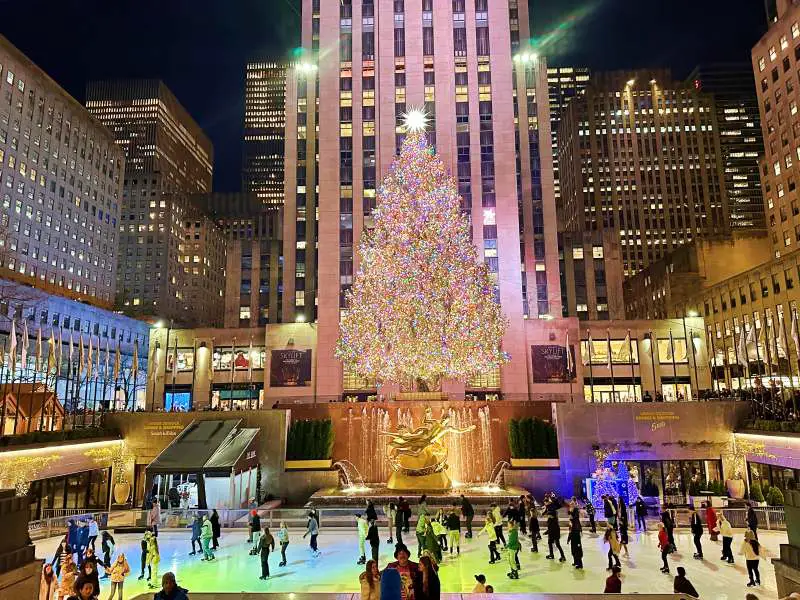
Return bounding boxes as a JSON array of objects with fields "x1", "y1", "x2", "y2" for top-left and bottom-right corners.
[
  {"x1": 385, "y1": 544, "x2": 420, "y2": 600},
  {"x1": 473, "y1": 574, "x2": 487, "y2": 593}
]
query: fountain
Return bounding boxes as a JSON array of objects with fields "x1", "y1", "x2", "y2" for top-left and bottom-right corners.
[
  {"x1": 332, "y1": 460, "x2": 367, "y2": 491},
  {"x1": 488, "y1": 460, "x2": 511, "y2": 487}
]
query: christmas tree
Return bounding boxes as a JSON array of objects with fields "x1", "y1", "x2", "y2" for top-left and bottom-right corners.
[{"x1": 335, "y1": 111, "x2": 508, "y2": 390}]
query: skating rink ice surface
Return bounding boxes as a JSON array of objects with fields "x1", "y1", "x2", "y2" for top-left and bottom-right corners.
[{"x1": 37, "y1": 526, "x2": 785, "y2": 597}]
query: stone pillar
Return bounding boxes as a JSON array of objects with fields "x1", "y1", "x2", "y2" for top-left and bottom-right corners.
[
  {"x1": 774, "y1": 488, "x2": 800, "y2": 595},
  {"x1": 0, "y1": 490, "x2": 41, "y2": 600}
]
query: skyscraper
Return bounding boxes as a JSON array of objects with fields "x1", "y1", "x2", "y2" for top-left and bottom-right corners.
[
  {"x1": 243, "y1": 61, "x2": 289, "y2": 206},
  {"x1": 559, "y1": 70, "x2": 731, "y2": 277},
  {"x1": 0, "y1": 35, "x2": 124, "y2": 307},
  {"x1": 752, "y1": 0, "x2": 800, "y2": 256},
  {"x1": 86, "y1": 80, "x2": 215, "y2": 324},
  {"x1": 548, "y1": 66, "x2": 590, "y2": 205},
  {"x1": 281, "y1": 0, "x2": 558, "y2": 400},
  {"x1": 687, "y1": 63, "x2": 765, "y2": 231}
]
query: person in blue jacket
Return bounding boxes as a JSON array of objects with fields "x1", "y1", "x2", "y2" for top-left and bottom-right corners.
[{"x1": 189, "y1": 516, "x2": 202, "y2": 556}]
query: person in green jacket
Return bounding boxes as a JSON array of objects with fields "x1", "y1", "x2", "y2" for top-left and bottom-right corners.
[
  {"x1": 416, "y1": 514, "x2": 428, "y2": 558},
  {"x1": 200, "y1": 515, "x2": 215, "y2": 561},
  {"x1": 146, "y1": 533, "x2": 160, "y2": 589},
  {"x1": 506, "y1": 520, "x2": 521, "y2": 579},
  {"x1": 424, "y1": 518, "x2": 442, "y2": 564}
]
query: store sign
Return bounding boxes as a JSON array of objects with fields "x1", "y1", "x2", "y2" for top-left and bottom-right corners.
[
  {"x1": 635, "y1": 410, "x2": 679, "y2": 432},
  {"x1": 531, "y1": 345, "x2": 576, "y2": 383},
  {"x1": 143, "y1": 421, "x2": 185, "y2": 438},
  {"x1": 269, "y1": 349, "x2": 312, "y2": 387}
]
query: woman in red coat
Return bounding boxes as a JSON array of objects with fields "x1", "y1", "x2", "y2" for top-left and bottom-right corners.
[
  {"x1": 658, "y1": 522, "x2": 671, "y2": 574},
  {"x1": 706, "y1": 504, "x2": 718, "y2": 542}
]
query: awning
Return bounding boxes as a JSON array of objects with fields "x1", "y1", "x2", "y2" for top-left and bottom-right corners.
[{"x1": 146, "y1": 419, "x2": 259, "y2": 476}]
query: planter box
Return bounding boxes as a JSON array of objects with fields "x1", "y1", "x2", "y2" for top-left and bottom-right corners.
[
  {"x1": 510, "y1": 458, "x2": 560, "y2": 469},
  {"x1": 689, "y1": 495, "x2": 728, "y2": 508},
  {"x1": 285, "y1": 459, "x2": 333, "y2": 470}
]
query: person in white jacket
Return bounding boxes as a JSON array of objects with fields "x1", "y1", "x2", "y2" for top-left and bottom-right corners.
[
  {"x1": 718, "y1": 511, "x2": 734, "y2": 564},
  {"x1": 356, "y1": 514, "x2": 368, "y2": 565}
]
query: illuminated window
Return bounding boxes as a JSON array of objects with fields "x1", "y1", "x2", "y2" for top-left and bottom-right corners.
[
  {"x1": 239, "y1": 306, "x2": 251, "y2": 320},
  {"x1": 572, "y1": 247, "x2": 584, "y2": 259},
  {"x1": 781, "y1": 35, "x2": 789, "y2": 50},
  {"x1": 592, "y1": 245, "x2": 604, "y2": 259},
  {"x1": 759, "y1": 57, "x2": 766, "y2": 72},
  {"x1": 770, "y1": 46, "x2": 777, "y2": 61}
]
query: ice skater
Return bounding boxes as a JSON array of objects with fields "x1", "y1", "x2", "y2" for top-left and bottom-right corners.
[
  {"x1": 546, "y1": 513, "x2": 566, "y2": 562},
  {"x1": 446, "y1": 506, "x2": 461, "y2": 555},
  {"x1": 385, "y1": 502, "x2": 397, "y2": 544},
  {"x1": 461, "y1": 495, "x2": 474, "y2": 538},
  {"x1": 257, "y1": 526, "x2": 275, "y2": 580},
  {"x1": 658, "y1": 522, "x2": 672, "y2": 574},
  {"x1": 367, "y1": 519, "x2": 380, "y2": 563},
  {"x1": 189, "y1": 516, "x2": 202, "y2": 556},
  {"x1": 604, "y1": 527, "x2": 621, "y2": 570},
  {"x1": 303, "y1": 511, "x2": 320, "y2": 556},
  {"x1": 357, "y1": 513, "x2": 369, "y2": 565},
  {"x1": 568, "y1": 519, "x2": 583, "y2": 569},
  {"x1": 200, "y1": 515, "x2": 215, "y2": 561},
  {"x1": 137, "y1": 531, "x2": 152, "y2": 581},
  {"x1": 718, "y1": 511, "x2": 734, "y2": 564},
  {"x1": 145, "y1": 532, "x2": 160, "y2": 589},
  {"x1": 585, "y1": 500, "x2": 597, "y2": 534},
  {"x1": 491, "y1": 503, "x2": 507, "y2": 548},
  {"x1": 689, "y1": 506, "x2": 704, "y2": 559},
  {"x1": 506, "y1": 519, "x2": 521, "y2": 579},
  {"x1": 278, "y1": 521, "x2": 290, "y2": 567},
  {"x1": 478, "y1": 511, "x2": 502, "y2": 564}
]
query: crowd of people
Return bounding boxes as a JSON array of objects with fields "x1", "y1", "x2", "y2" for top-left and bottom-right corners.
[{"x1": 39, "y1": 493, "x2": 778, "y2": 599}]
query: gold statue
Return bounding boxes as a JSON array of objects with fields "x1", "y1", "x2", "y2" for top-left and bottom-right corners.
[{"x1": 381, "y1": 407, "x2": 475, "y2": 490}]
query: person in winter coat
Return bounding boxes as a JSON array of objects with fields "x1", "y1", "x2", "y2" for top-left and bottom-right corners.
[
  {"x1": 394, "y1": 503, "x2": 405, "y2": 546},
  {"x1": 530, "y1": 503, "x2": 541, "y2": 552},
  {"x1": 51, "y1": 536, "x2": 71, "y2": 577},
  {"x1": 706, "y1": 504, "x2": 718, "y2": 542},
  {"x1": 634, "y1": 497, "x2": 647, "y2": 531},
  {"x1": 414, "y1": 555, "x2": 440, "y2": 600},
  {"x1": 568, "y1": 518, "x2": 583, "y2": 569},
  {"x1": 423, "y1": 519, "x2": 442, "y2": 564},
  {"x1": 40, "y1": 563, "x2": 57, "y2": 600},
  {"x1": 137, "y1": 532, "x2": 150, "y2": 581},
  {"x1": 673, "y1": 566, "x2": 699, "y2": 597},
  {"x1": 210, "y1": 509, "x2": 221, "y2": 549},
  {"x1": 257, "y1": 526, "x2": 276, "y2": 580},
  {"x1": 386, "y1": 503, "x2": 398, "y2": 544},
  {"x1": 105, "y1": 553, "x2": 130, "y2": 600},
  {"x1": 67, "y1": 520, "x2": 80, "y2": 557},
  {"x1": 249, "y1": 510, "x2": 261, "y2": 544},
  {"x1": 145, "y1": 533, "x2": 160, "y2": 588},
  {"x1": 618, "y1": 504, "x2": 629, "y2": 555},
  {"x1": 604, "y1": 527, "x2": 622, "y2": 570},
  {"x1": 87, "y1": 517, "x2": 99, "y2": 553},
  {"x1": 478, "y1": 512, "x2": 502, "y2": 563},
  {"x1": 546, "y1": 514, "x2": 566, "y2": 562},
  {"x1": 718, "y1": 511, "x2": 734, "y2": 563},
  {"x1": 658, "y1": 522, "x2": 672, "y2": 574},
  {"x1": 66, "y1": 579, "x2": 97, "y2": 600},
  {"x1": 506, "y1": 520, "x2": 522, "y2": 579},
  {"x1": 190, "y1": 516, "x2": 202, "y2": 555},
  {"x1": 359, "y1": 559, "x2": 382, "y2": 600},
  {"x1": 415, "y1": 514, "x2": 428, "y2": 558},
  {"x1": 57, "y1": 554, "x2": 78, "y2": 600},
  {"x1": 446, "y1": 508, "x2": 461, "y2": 555},
  {"x1": 367, "y1": 520, "x2": 381, "y2": 564},
  {"x1": 604, "y1": 565, "x2": 623, "y2": 594},
  {"x1": 398, "y1": 497, "x2": 412, "y2": 533},
  {"x1": 77, "y1": 520, "x2": 90, "y2": 565},
  {"x1": 585, "y1": 501, "x2": 597, "y2": 534},
  {"x1": 153, "y1": 572, "x2": 189, "y2": 600},
  {"x1": 689, "y1": 506, "x2": 704, "y2": 559},
  {"x1": 385, "y1": 543, "x2": 420, "y2": 600},
  {"x1": 417, "y1": 495, "x2": 429, "y2": 518},
  {"x1": 661, "y1": 509, "x2": 676, "y2": 549},
  {"x1": 602, "y1": 495, "x2": 617, "y2": 529},
  {"x1": 278, "y1": 521, "x2": 290, "y2": 567},
  {"x1": 741, "y1": 529, "x2": 766, "y2": 587},
  {"x1": 303, "y1": 512, "x2": 320, "y2": 554},
  {"x1": 200, "y1": 515, "x2": 215, "y2": 561},
  {"x1": 747, "y1": 503, "x2": 759, "y2": 540},
  {"x1": 431, "y1": 516, "x2": 447, "y2": 552},
  {"x1": 460, "y1": 495, "x2": 474, "y2": 538},
  {"x1": 491, "y1": 504, "x2": 507, "y2": 548},
  {"x1": 100, "y1": 531, "x2": 115, "y2": 576},
  {"x1": 366, "y1": 500, "x2": 378, "y2": 523},
  {"x1": 148, "y1": 503, "x2": 161, "y2": 538},
  {"x1": 75, "y1": 558, "x2": 100, "y2": 598},
  {"x1": 357, "y1": 513, "x2": 369, "y2": 564}
]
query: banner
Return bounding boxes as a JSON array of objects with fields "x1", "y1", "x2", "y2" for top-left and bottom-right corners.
[
  {"x1": 269, "y1": 349, "x2": 312, "y2": 387},
  {"x1": 531, "y1": 344, "x2": 576, "y2": 383}
]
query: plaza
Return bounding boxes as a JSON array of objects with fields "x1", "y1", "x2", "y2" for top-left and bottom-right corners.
[{"x1": 35, "y1": 526, "x2": 785, "y2": 597}]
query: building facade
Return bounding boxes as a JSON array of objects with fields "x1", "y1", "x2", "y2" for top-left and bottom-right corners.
[
  {"x1": 548, "y1": 66, "x2": 590, "y2": 205},
  {"x1": 752, "y1": 0, "x2": 800, "y2": 257},
  {"x1": 85, "y1": 80, "x2": 214, "y2": 323},
  {"x1": 558, "y1": 230, "x2": 625, "y2": 321},
  {"x1": 279, "y1": 0, "x2": 560, "y2": 401},
  {"x1": 0, "y1": 36, "x2": 124, "y2": 308},
  {"x1": 559, "y1": 70, "x2": 731, "y2": 277},
  {"x1": 195, "y1": 192, "x2": 283, "y2": 327},
  {"x1": 687, "y1": 63, "x2": 765, "y2": 231},
  {"x1": 243, "y1": 61, "x2": 288, "y2": 206}
]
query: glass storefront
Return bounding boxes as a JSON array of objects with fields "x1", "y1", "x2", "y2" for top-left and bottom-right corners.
[
  {"x1": 748, "y1": 461, "x2": 799, "y2": 492},
  {"x1": 27, "y1": 467, "x2": 110, "y2": 521},
  {"x1": 619, "y1": 459, "x2": 723, "y2": 505}
]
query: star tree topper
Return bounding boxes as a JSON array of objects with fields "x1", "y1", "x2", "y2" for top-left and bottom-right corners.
[{"x1": 335, "y1": 107, "x2": 509, "y2": 390}]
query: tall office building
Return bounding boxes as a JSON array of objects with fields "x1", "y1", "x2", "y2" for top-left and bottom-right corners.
[
  {"x1": 282, "y1": 0, "x2": 559, "y2": 399},
  {"x1": 687, "y1": 63, "x2": 765, "y2": 231},
  {"x1": 559, "y1": 70, "x2": 731, "y2": 277},
  {"x1": 548, "y1": 66, "x2": 590, "y2": 206},
  {"x1": 86, "y1": 80, "x2": 215, "y2": 324},
  {"x1": 0, "y1": 36, "x2": 124, "y2": 307},
  {"x1": 243, "y1": 61, "x2": 288, "y2": 206},
  {"x1": 752, "y1": 0, "x2": 800, "y2": 256}
]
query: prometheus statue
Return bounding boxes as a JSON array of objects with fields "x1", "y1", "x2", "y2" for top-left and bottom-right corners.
[{"x1": 381, "y1": 407, "x2": 476, "y2": 490}]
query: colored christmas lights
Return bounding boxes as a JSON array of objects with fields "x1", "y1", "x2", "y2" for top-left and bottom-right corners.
[{"x1": 335, "y1": 130, "x2": 508, "y2": 388}]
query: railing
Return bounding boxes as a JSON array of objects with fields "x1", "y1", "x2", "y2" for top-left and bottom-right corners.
[{"x1": 721, "y1": 507, "x2": 787, "y2": 531}]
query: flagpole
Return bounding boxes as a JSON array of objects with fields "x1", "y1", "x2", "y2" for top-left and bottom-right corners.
[
  {"x1": 649, "y1": 329, "x2": 658, "y2": 399},
  {"x1": 733, "y1": 326, "x2": 744, "y2": 393},
  {"x1": 764, "y1": 310, "x2": 777, "y2": 414},
  {"x1": 777, "y1": 307, "x2": 792, "y2": 417},
  {"x1": 753, "y1": 314, "x2": 765, "y2": 416},
  {"x1": 248, "y1": 338, "x2": 254, "y2": 410},
  {"x1": 587, "y1": 330, "x2": 595, "y2": 402},
  {"x1": 792, "y1": 307, "x2": 800, "y2": 417},
  {"x1": 607, "y1": 329, "x2": 616, "y2": 403},
  {"x1": 566, "y1": 331, "x2": 573, "y2": 404},
  {"x1": 628, "y1": 329, "x2": 636, "y2": 401},
  {"x1": 230, "y1": 337, "x2": 236, "y2": 410}
]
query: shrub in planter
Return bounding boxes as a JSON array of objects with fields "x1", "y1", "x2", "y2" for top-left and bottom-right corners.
[
  {"x1": 641, "y1": 480, "x2": 659, "y2": 497},
  {"x1": 286, "y1": 418, "x2": 334, "y2": 460},
  {"x1": 750, "y1": 482, "x2": 765, "y2": 503},
  {"x1": 766, "y1": 486, "x2": 785, "y2": 506},
  {"x1": 508, "y1": 417, "x2": 558, "y2": 459}
]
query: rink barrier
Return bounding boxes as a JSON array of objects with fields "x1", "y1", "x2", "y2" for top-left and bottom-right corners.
[
  {"x1": 129, "y1": 594, "x2": 695, "y2": 600},
  {"x1": 28, "y1": 505, "x2": 788, "y2": 541}
]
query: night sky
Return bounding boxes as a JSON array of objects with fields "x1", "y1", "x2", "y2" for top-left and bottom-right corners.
[{"x1": 1, "y1": 0, "x2": 768, "y2": 192}]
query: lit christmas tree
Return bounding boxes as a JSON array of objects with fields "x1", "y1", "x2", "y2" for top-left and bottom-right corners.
[{"x1": 335, "y1": 110, "x2": 508, "y2": 391}]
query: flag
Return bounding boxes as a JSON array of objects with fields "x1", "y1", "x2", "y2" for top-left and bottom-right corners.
[
  {"x1": 68, "y1": 332, "x2": 74, "y2": 372},
  {"x1": 47, "y1": 331, "x2": 56, "y2": 373},
  {"x1": 777, "y1": 312, "x2": 789, "y2": 359},
  {"x1": 132, "y1": 339, "x2": 139, "y2": 381},
  {"x1": 56, "y1": 331, "x2": 63, "y2": 376},
  {"x1": 617, "y1": 330, "x2": 632, "y2": 362},
  {"x1": 105, "y1": 341, "x2": 110, "y2": 380},
  {"x1": 95, "y1": 337, "x2": 101, "y2": 380},
  {"x1": 8, "y1": 320, "x2": 16, "y2": 371},
  {"x1": 35, "y1": 327, "x2": 43, "y2": 373},
  {"x1": 584, "y1": 332, "x2": 593, "y2": 365},
  {"x1": 737, "y1": 326, "x2": 748, "y2": 367},
  {"x1": 174, "y1": 335, "x2": 179, "y2": 377},
  {"x1": 606, "y1": 330, "x2": 613, "y2": 369},
  {"x1": 792, "y1": 308, "x2": 800, "y2": 357},
  {"x1": 87, "y1": 336, "x2": 93, "y2": 380},
  {"x1": 113, "y1": 341, "x2": 121, "y2": 382},
  {"x1": 78, "y1": 335, "x2": 85, "y2": 376},
  {"x1": 20, "y1": 320, "x2": 28, "y2": 372},
  {"x1": 565, "y1": 331, "x2": 573, "y2": 375},
  {"x1": 247, "y1": 340, "x2": 254, "y2": 379}
]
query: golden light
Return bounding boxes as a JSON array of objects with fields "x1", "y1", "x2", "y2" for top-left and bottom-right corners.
[
  {"x1": 626, "y1": 79, "x2": 636, "y2": 87},
  {"x1": 402, "y1": 108, "x2": 429, "y2": 133}
]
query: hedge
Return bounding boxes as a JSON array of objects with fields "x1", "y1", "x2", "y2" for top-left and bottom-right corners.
[
  {"x1": 0, "y1": 427, "x2": 118, "y2": 448},
  {"x1": 508, "y1": 417, "x2": 558, "y2": 459},
  {"x1": 286, "y1": 418, "x2": 334, "y2": 460}
]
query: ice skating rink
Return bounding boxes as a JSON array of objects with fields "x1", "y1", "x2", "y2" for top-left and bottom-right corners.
[{"x1": 36, "y1": 526, "x2": 784, "y2": 597}]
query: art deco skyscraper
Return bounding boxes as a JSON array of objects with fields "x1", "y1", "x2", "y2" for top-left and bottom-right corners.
[
  {"x1": 282, "y1": 0, "x2": 558, "y2": 400},
  {"x1": 86, "y1": 80, "x2": 218, "y2": 324},
  {"x1": 548, "y1": 66, "x2": 590, "y2": 205},
  {"x1": 243, "y1": 61, "x2": 288, "y2": 206}
]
